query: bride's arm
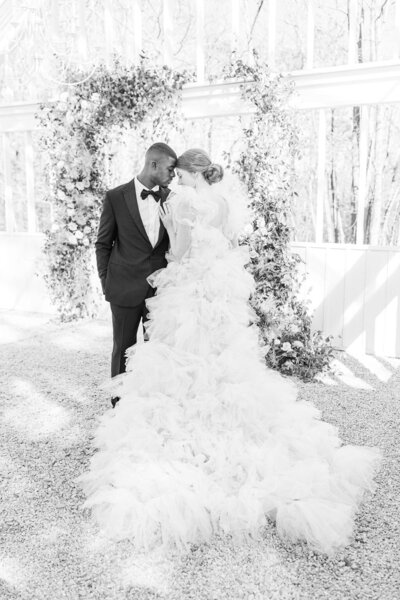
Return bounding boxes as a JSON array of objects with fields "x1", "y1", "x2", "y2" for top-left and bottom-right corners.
[{"x1": 159, "y1": 201, "x2": 192, "y2": 261}]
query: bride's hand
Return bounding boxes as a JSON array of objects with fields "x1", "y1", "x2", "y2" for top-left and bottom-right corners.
[{"x1": 159, "y1": 202, "x2": 173, "y2": 230}]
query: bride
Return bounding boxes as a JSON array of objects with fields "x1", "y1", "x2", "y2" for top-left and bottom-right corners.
[{"x1": 79, "y1": 148, "x2": 381, "y2": 555}]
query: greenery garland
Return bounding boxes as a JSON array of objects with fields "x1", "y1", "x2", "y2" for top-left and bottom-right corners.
[
  {"x1": 37, "y1": 58, "x2": 188, "y2": 321},
  {"x1": 227, "y1": 53, "x2": 334, "y2": 381}
]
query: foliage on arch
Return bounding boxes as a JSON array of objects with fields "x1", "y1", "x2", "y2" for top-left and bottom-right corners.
[
  {"x1": 37, "y1": 58, "x2": 189, "y2": 321},
  {"x1": 226, "y1": 53, "x2": 334, "y2": 381}
]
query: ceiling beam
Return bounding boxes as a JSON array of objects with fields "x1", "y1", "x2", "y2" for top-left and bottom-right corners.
[{"x1": 0, "y1": 61, "x2": 400, "y2": 130}]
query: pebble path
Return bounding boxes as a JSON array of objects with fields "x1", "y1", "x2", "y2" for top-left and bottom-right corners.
[{"x1": 0, "y1": 312, "x2": 399, "y2": 599}]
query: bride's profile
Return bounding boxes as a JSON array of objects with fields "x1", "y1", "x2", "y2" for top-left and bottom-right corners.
[{"x1": 79, "y1": 148, "x2": 381, "y2": 555}]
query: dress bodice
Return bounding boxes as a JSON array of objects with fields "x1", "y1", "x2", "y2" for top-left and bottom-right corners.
[{"x1": 167, "y1": 187, "x2": 235, "y2": 262}]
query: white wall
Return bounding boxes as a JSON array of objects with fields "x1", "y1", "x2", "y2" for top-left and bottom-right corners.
[
  {"x1": 293, "y1": 242, "x2": 400, "y2": 357},
  {"x1": 2, "y1": 234, "x2": 399, "y2": 357},
  {"x1": 0, "y1": 233, "x2": 55, "y2": 314}
]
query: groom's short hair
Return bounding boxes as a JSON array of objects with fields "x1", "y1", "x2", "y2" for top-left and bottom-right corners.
[{"x1": 146, "y1": 143, "x2": 177, "y2": 162}]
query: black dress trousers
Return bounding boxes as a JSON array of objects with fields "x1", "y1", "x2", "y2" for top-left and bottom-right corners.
[{"x1": 110, "y1": 286, "x2": 155, "y2": 378}]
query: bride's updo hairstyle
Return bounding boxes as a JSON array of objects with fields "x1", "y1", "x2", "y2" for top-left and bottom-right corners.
[{"x1": 177, "y1": 148, "x2": 224, "y2": 185}]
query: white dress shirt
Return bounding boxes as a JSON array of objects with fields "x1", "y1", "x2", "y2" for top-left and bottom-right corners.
[{"x1": 134, "y1": 177, "x2": 161, "y2": 247}]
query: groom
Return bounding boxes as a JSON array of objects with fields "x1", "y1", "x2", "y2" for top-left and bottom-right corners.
[{"x1": 95, "y1": 142, "x2": 177, "y2": 406}]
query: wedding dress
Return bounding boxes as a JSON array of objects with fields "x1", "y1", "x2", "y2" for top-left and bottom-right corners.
[{"x1": 79, "y1": 185, "x2": 380, "y2": 555}]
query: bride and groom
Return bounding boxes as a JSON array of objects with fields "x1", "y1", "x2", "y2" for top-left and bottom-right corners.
[{"x1": 80, "y1": 142, "x2": 380, "y2": 555}]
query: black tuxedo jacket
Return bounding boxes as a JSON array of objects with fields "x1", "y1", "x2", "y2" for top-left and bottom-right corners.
[{"x1": 95, "y1": 178, "x2": 170, "y2": 307}]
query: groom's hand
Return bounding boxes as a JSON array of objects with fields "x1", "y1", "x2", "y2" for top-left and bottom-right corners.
[
  {"x1": 100, "y1": 277, "x2": 106, "y2": 295},
  {"x1": 159, "y1": 203, "x2": 173, "y2": 230}
]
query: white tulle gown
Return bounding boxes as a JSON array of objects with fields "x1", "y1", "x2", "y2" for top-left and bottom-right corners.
[{"x1": 79, "y1": 185, "x2": 381, "y2": 555}]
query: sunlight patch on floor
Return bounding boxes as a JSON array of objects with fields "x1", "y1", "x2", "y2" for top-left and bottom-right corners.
[
  {"x1": 381, "y1": 356, "x2": 400, "y2": 369},
  {"x1": 0, "y1": 311, "x2": 52, "y2": 344},
  {"x1": 347, "y1": 352, "x2": 396, "y2": 383},
  {"x1": 0, "y1": 556, "x2": 25, "y2": 591},
  {"x1": 331, "y1": 359, "x2": 373, "y2": 390},
  {"x1": 119, "y1": 548, "x2": 175, "y2": 594},
  {"x1": 5, "y1": 379, "x2": 71, "y2": 440},
  {"x1": 314, "y1": 372, "x2": 338, "y2": 386}
]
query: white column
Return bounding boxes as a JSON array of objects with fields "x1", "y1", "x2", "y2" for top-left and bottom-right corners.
[
  {"x1": 356, "y1": 105, "x2": 368, "y2": 244},
  {"x1": 2, "y1": 133, "x2": 15, "y2": 232},
  {"x1": 231, "y1": 0, "x2": 240, "y2": 53},
  {"x1": 77, "y1": 1, "x2": 88, "y2": 61},
  {"x1": 25, "y1": 131, "x2": 36, "y2": 233},
  {"x1": 104, "y1": 0, "x2": 114, "y2": 67},
  {"x1": 162, "y1": 0, "x2": 174, "y2": 65},
  {"x1": 196, "y1": 0, "x2": 205, "y2": 83},
  {"x1": 133, "y1": 0, "x2": 142, "y2": 63},
  {"x1": 306, "y1": 0, "x2": 315, "y2": 69},
  {"x1": 50, "y1": 0, "x2": 59, "y2": 39},
  {"x1": 347, "y1": 0, "x2": 357, "y2": 64},
  {"x1": 268, "y1": 0, "x2": 276, "y2": 68},
  {"x1": 316, "y1": 109, "x2": 326, "y2": 243},
  {"x1": 394, "y1": 0, "x2": 400, "y2": 58}
]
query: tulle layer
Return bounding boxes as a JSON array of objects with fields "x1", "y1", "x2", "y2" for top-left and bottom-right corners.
[{"x1": 79, "y1": 220, "x2": 381, "y2": 555}]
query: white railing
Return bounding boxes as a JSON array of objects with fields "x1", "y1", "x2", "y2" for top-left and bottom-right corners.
[{"x1": 1, "y1": 61, "x2": 400, "y2": 240}]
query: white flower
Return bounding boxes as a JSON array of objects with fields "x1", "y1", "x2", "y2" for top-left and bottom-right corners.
[
  {"x1": 274, "y1": 338, "x2": 281, "y2": 345},
  {"x1": 82, "y1": 238, "x2": 90, "y2": 246},
  {"x1": 67, "y1": 233, "x2": 77, "y2": 245},
  {"x1": 249, "y1": 250, "x2": 258, "y2": 259},
  {"x1": 260, "y1": 296, "x2": 276, "y2": 315},
  {"x1": 282, "y1": 342, "x2": 292, "y2": 352},
  {"x1": 292, "y1": 340, "x2": 304, "y2": 349},
  {"x1": 75, "y1": 230, "x2": 83, "y2": 240},
  {"x1": 243, "y1": 224, "x2": 253, "y2": 235},
  {"x1": 83, "y1": 226, "x2": 91, "y2": 234},
  {"x1": 68, "y1": 222, "x2": 77, "y2": 231}
]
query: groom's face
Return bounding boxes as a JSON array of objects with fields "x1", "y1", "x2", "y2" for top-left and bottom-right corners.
[{"x1": 153, "y1": 155, "x2": 176, "y2": 188}]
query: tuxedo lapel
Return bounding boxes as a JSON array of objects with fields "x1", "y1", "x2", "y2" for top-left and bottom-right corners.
[{"x1": 123, "y1": 179, "x2": 152, "y2": 246}]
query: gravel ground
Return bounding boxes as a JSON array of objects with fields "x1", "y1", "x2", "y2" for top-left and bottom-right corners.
[{"x1": 0, "y1": 310, "x2": 399, "y2": 600}]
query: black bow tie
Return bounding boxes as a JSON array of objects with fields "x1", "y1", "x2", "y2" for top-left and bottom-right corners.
[{"x1": 141, "y1": 188, "x2": 161, "y2": 202}]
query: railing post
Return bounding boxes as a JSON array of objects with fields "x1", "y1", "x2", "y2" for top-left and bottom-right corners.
[
  {"x1": 2, "y1": 133, "x2": 15, "y2": 232},
  {"x1": 162, "y1": 0, "x2": 173, "y2": 65},
  {"x1": 231, "y1": 0, "x2": 240, "y2": 53},
  {"x1": 25, "y1": 131, "x2": 36, "y2": 233},
  {"x1": 133, "y1": 0, "x2": 142, "y2": 63},
  {"x1": 268, "y1": 0, "x2": 276, "y2": 68},
  {"x1": 77, "y1": 1, "x2": 88, "y2": 61},
  {"x1": 104, "y1": 0, "x2": 114, "y2": 68},
  {"x1": 395, "y1": 0, "x2": 400, "y2": 58},
  {"x1": 347, "y1": 0, "x2": 357, "y2": 64},
  {"x1": 316, "y1": 108, "x2": 326, "y2": 243},
  {"x1": 356, "y1": 105, "x2": 368, "y2": 244},
  {"x1": 196, "y1": 0, "x2": 205, "y2": 83},
  {"x1": 306, "y1": 0, "x2": 314, "y2": 69}
]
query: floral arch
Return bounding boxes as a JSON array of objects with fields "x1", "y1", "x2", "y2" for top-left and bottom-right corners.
[{"x1": 37, "y1": 59, "x2": 188, "y2": 321}]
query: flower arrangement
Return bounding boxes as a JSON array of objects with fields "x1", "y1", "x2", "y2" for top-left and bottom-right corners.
[
  {"x1": 37, "y1": 58, "x2": 189, "y2": 321},
  {"x1": 226, "y1": 53, "x2": 334, "y2": 381}
]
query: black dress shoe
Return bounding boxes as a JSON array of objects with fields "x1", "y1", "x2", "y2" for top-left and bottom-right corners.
[{"x1": 111, "y1": 396, "x2": 120, "y2": 408}]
